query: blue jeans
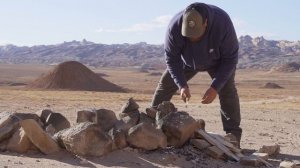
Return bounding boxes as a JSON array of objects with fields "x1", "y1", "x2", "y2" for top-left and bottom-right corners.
[{"x1": 151, "y1": 68, "x2": 242, "y2": 140}]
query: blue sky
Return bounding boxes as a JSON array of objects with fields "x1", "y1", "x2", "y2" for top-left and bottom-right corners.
[{"x1": 0, "y1": 0, "x2": 299, "y2": 46}]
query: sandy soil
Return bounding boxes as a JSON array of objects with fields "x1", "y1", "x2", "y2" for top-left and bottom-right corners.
[{"x1": 0, "y1": 64, "x2": 299, "y2": 167}]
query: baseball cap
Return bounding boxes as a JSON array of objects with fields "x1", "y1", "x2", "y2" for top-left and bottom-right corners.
[{"x1": 181, "y1": 8, "x2": 205, "y2": 38}]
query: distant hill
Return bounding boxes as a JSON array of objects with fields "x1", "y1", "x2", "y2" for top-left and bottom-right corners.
[
  {"x1": 0, "y1": 36, "x2": 299, "y2": 71},
  {"x1": 238, "y1": 36, "x2": 300, "y2": 70}
]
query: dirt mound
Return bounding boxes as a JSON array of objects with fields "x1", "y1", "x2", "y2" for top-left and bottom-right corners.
[
  {"x1": 271, "y1": 62, "x2": 300, "y2": 72},
  {"x1": 261, "y1": 82, "x2": 284, "y2": 89},
  {"x1": 28, "y1": 61, "x2": 126, "y2": 92}
]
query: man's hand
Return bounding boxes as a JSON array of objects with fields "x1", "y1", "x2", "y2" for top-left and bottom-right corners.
[
  {"x1": 180, "y1": 86, "x2": 191, "y2": 103},
  {"x1": 201, "y1": 87, "x2": 217, "y2": 104}
]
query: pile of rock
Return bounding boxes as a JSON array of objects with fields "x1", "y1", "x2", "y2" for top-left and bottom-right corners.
[
  {"x1": 55, "y1": 98, "x2": 203, "y2": 156},
  {"x1": 2, "y1": 98, "x2": 294, "y2": 167},
  {"x1": 0, "y1": 98, "x2": 203, "y2": 157},
  {"x1": 0, "y1": 110, "x2": 70, "y2": 154}
]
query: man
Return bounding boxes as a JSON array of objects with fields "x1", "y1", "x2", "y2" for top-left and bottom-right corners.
[{"x1": 150, "y1": 2, "x2": 242, "y2": 146}]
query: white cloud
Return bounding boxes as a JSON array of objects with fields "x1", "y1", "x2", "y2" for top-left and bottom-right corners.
[
  {"x1": 95, "y1": 15, "x2": 172, "y2": 33},
  {"x1": 0, "y1": 40, "x2": 13, "y2": 46}
]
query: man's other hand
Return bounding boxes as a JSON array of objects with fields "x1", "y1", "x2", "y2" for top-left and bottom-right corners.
[
  {"x1": 201, "y1": 87, "x2": 217, "y2": 104},
  {"x1": 180, "y1": 86, "x2": 191, "y2": 103}
]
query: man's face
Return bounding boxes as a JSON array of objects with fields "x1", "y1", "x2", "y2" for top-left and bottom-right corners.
[{"x1": 188, "y1": 19, "x2": 208, "y2": 43}]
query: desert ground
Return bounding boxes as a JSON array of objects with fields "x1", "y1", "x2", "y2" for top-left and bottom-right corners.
[{"x1": 0, "y1": 63, "x2": 299, "y2": 168}]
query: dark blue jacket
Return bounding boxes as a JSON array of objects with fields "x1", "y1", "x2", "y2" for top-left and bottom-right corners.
[{"x1": 165, "y1": 3, "x2": 239, "y2": 92}]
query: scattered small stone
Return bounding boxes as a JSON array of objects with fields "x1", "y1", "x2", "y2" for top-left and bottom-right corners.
[
  {"x1": 239, "y1": 155, "x2": 262, "y2": 167},
  {"x1": 36, "y1": 160, "x2": 40, "y2": 162},
  {"x1": 252, "y1": 152, "x2": 269, "y2": 160},
  {"x1": 258, "y1": 144, "x2": 280, "y2": 156},
  {"x1": 79, "y1": 159, "x2": 89, "y2": 165},
  {"x1": 279, "y1": 161, "x2": 296, "y2": 168}
]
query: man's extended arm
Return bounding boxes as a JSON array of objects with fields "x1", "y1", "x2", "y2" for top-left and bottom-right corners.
[
  {"x1": 165, "y1": 24, "x2": 186, "y2": 90},
  {"x1": 210, "y1": 19, "x2": 239, "y2": 92}
]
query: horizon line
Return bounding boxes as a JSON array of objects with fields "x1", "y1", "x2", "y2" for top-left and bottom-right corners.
[{"x1": 1, "y1": 35, "x2": 299, "y2": 47}]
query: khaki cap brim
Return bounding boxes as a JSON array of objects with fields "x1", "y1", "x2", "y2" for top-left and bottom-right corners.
[{"x1": 181, "y1": 8, "x2": 205, "y2": 38}]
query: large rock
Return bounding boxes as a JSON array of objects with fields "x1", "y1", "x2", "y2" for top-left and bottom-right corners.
[
  {"x1": 36, "y1": 109, "x2": 53, "y2": 124},
  {"x1": 145, "y1": 107, "x2": 157, "y2": 119},
  {"x1": 158, "y1": 111, "x2": 198, "y2": 147},
  {"x1": 0, "y1": 112, "x2": 11, "y2": 120},
  {"x1": 108, "y1": 127, "x2": 127, "y2": 150},
  {"x1": 127, "y1": 123, "x2": 167, "y2": 150},
  {"x1": 0, "y1": 113, "x2": 19, "y2": 142},
  {"x1": 157, "y1": 101, "x2": 176, "y2": 118},
  {"x1": 55, "y1": 122, "x2": 112, "y2": 156},
  {"x1": 14, "y1": 113, "x2": 43, "y2": 126},
  {"x1": 20, "y1": 119, "x2": 60, "y2": 154},
  {"x1": 118, "y1": 111, "x2": 140, "y2": 132},
  {"x1": 0, "y1": 112, "x2": 44, "y2": 142},
  {"x1": 95, "y1": 109, "x2": 118, "y2": 132},
  {"x1": 45, "y1": 112, "x2": 70, "y2": 132},
  {"x1": 0, "y1": 139, "x2": 9, "y2": 151},
  {"x1": 7, "y1": 127, "x2": 33, "y2": 153},
  {"x1": 117, "y1": 111, "x2": 140, "y2": 129},
  {"x1": 196, "y1": 119, "x2": 205, "y2": 130},
  {"x1": 120, "y1": 97, "x2": 139, "y2": 113},
  {"x1": 76, "y1": 110, "x2": 95, "y2": 123},
  {"x1": 139, "y1": 112, "x2": 155, "y2": 125},
  {"x1": 45, "y1": 124, "x2": 56, "y2": 136}
]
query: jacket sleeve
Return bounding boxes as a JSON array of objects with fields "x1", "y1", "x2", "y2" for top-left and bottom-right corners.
[
  {"x1": 165, "y1": 25, "x2": 187, "y2": 89},
  {"x1": 210, "y1": 19, "x2": 239, "y2": 92}
]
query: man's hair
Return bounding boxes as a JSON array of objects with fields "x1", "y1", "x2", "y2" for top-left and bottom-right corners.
[{"x1": 185, "y1": 3, "x2": 208, "y2": 24}]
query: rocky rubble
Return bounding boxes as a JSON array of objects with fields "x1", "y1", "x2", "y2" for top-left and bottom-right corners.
[{"x1": 0, "y1": 98, "x2": 296, "y2": 167}]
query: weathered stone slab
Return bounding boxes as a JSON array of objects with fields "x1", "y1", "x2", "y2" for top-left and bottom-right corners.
[
  {"x1": 7, "y1": 127, "x2": 33, "y2": 153},
  {"x1": 127, "y1": 123, "x2": 167, "y2": 150},
  {"x1": 36, "y1": 109, "x2": 53, "y2": 124},
  {"x1": 158, "y1": 111, "x2": 198, "y2": 147},
  {"x1": 108, "y1": 127, "x2": 127, "y2": 150},
  {"x1": 139, "y1": 112, "x2": 155, "y2": 125},
  {"x1": 20, "y1": 119, "x2": 60, "y2": 154},
  {"x1": 76, "y1": 110, "x2": 95, "y2": 123},
  {"x1": 0, "y1": 114, "x2": 19, "y2": 142},
  {"x1": 190, "y1": 139, "x2": 211, "y2": 150},
  {"x1": 45, "y1": 112, "x2": 70, "y2": 132},
  {"x1": 95, "y1": 109, "x2": 117, "y2": 132},
  {"x1": 55, "y1": 122, "x2": 112, "y2": 156},
  {"x1": 157, "y1": 101, "x2": 176, "y2": 119},
  {"x1": 205, "y1": 146, "x2": 225, "y2": 159}
]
